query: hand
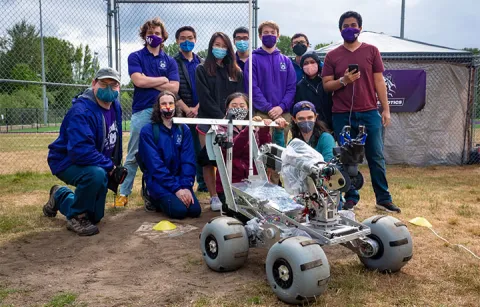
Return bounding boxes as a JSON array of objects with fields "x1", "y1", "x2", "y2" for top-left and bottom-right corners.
[
  {"x1": 262, "y1": 118, "x2": 272, "y2": 126},
  {"x1": 160, "y1": 76, "x2": 169, "y2": 84},
  {"x1": 382, "y1": 109, "x2": 391, "y2": 127},
  {"x1": 274, "y1": 117, "x2": 288, "y2": 128},
  {"x1": 268, "y1": 106, "x2": 283, "y2": 120},
  {"x1": 343, "y1": 68, "x2": 361, "y2": 84},
  {"x1": 252, "y1": 116, "x2": 263, "y2": 122},
  {"x1": 175, "y1": 189, "x2": 193, "y2": 207},
  {"x1": 189, "y1": 106, "x2": 199, "y2": 118}
]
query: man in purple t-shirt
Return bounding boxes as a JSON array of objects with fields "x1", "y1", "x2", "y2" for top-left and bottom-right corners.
[{"x1": 322, "y1": 11, "x2": 400, "y2": 213}]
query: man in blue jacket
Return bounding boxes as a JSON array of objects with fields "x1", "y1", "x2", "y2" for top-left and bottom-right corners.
[
  {"x1": 244, "y1": 20, "x2": 297, "y2": 148},
  {"x1": 44, "y1": 67, "x2": 123, "y2": 236},
  {"x1": 138, "y1": 91, "x2": 201, "y2": 219}
]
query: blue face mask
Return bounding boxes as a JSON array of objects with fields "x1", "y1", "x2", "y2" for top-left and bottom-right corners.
[
  {"x1": 235, "y1": 40, "x2": 249, "y2": 53},
  {"x1": 96, "y1": 86, "x2": 118, "y2": 103},
  {"x1": 212, "y1": 47, "x2": 227, "y2": 59},
  {"x1": 180, "y1": 40, "x2": 195, "y2": 52}
]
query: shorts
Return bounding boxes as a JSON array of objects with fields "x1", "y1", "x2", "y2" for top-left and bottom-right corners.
[{"x1": 197, "y1": 146, "x2": 217, "y2": 167}]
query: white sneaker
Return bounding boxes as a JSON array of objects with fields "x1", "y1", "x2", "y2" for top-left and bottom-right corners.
[{"x1": 210, "y1": 196, "x2": 222, "y2": 212}]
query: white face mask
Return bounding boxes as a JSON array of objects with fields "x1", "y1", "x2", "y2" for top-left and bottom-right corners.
[{"x1": 229, "y1": 107, "x2": 248, "y2": 120}]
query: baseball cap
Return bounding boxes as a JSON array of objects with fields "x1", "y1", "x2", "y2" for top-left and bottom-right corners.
[
  {"x1": 292, "y1": 101, "x2": 316, "y2": 117},
  {"x1": 94, "y1": 67, "x2": 120, "y2": 83}
]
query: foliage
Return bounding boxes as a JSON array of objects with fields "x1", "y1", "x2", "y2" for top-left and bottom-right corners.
[{"x1": 276, "y1": 35, "x2": 293, "y2": 56}]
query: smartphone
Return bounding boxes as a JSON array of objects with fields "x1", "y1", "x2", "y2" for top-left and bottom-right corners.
[{"x1": 348, "y1": 64, "x2": 359, "y2": 73}]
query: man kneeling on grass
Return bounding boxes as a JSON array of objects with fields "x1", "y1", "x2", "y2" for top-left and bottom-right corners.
[{"x1": 44, "y1": 67, "x2": 124, "y2": 236}]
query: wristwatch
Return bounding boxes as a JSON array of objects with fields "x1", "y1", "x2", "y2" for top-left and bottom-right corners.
[{"x1": 339, "y1": 77, "x2": 346, "y2": 87}]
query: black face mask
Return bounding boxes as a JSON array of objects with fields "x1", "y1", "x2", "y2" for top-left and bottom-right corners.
[{"x1": 293, "y1": 44, "x2": 307, "y2": 56}]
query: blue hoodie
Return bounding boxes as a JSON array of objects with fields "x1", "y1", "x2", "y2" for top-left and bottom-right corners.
[
  {"x1": 138, "y1": 122, "x2": 195, "y2": 199},
  {"x1": 244, "y1": 48, "x2": 297, "y2": 113},
  {"x1": 47, "y1": 88, "x2": 123, "y2": 175}
]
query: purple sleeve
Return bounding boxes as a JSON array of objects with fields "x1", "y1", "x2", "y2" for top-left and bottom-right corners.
[
  {"x1": 244, "y1": 58, "x2": 271, "y2": 113},
  {"x1": 279, "y1": 59, "x2": 297, "y2": 112},
  {"x1": 167, "y1": 56, "x2": 180, "y2": 81},
  {"x1": 128, "y1": 52, "x2": 142, "y2": 76}
]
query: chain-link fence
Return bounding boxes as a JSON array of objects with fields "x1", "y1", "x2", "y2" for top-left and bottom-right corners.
[{"x1": 0, "y1": 0, "x2": 253, "y2": 174}]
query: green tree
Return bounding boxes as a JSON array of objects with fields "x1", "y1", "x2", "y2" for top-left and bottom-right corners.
[
  {"x1": 463, "y1": 47, "x2": 480, "y2": 55},
  {"x1": 197, "y1": 49, "x2": 208, "y2": 59},
  {"x1": 276, "y1": 35, "x2": 294, "y2": 56},
  {"x1": 73, "y1": 44, "x2": 83, "y2": 82},
  {"x1": 164, "y1": 42, "x2": 179, "y2": 57},
  {"x1": 82, "y1": 45, "x2": 95, "y2": 83},
  {"x1": 314, "y1": 42, "x2": 333, "y2": 50}
]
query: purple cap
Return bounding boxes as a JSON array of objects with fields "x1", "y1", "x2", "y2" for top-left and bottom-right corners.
[{"x1": 292, "y1": 101, "x2": 316, "y2": 117}]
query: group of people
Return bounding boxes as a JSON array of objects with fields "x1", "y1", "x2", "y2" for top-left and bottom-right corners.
[{"x1": 43, "y1": 10, "x2": 400, "y2": 237}]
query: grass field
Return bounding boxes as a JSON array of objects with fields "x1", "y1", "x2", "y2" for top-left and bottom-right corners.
[{"x1": 0, "y1": 166, "x2": 479, "y2": 306}]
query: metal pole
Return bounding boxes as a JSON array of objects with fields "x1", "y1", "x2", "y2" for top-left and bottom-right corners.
[
  {"x1": 248, "y1": 0, "x2": 254, "y2": 177},
  {"x1": 39, "y1": 0, "x2": 47, "y2": 125},
  {"x1": 116, "y1": 2, "x2": 122, "y2": 77},
  {"x1": 107, "y1": 0, "x2": 113, "y2": 67},
  {"x1": 400, "y1": 0, "x2": 405, "y2": 38},
  {"x1": 253, "y1": 0, "x2": 258, "y2": 48},
  {"x1": 113, "y1": 0, "x2": 119, "y2": 71}
]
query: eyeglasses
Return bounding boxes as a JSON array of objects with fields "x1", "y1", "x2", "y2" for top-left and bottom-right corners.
[
  {"x1": 293, "y1": 40, "x2": 307, "y2": 46},
  {"x1": 97, "y1": 80, "x2": 120, "y2": 88}
]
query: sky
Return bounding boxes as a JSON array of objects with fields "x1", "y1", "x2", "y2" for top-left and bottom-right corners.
[{"x1": 1, "y1": 0, "x2": 478, "y2": 83}]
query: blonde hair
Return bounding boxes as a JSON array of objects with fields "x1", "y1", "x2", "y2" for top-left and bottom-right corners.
[
  {"x1": 139, "y1": 17, "x2": 169, "y2": 48},
  {"x1": 258, "y1": 21, "x2": 280, "y2": 36}
]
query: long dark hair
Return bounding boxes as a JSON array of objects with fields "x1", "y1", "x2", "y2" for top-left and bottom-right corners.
[
  {"x1": 204, "y1": 32, "x2": 240, "y2": 81},
  {"x1": 291, "y1": 113, "x2": 332, "y2": 146},
  {"x1": 151, "y1": 91, "x2": 177, "y2": 123}
]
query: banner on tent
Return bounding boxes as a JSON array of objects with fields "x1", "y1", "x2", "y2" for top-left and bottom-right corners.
[{"x1": 378, "y1": 70, "x2": 426, "y2": 112}]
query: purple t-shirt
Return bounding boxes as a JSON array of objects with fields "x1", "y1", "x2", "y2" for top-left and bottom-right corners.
[{"x1": 101, "y1": 106, "x2": 117, "y2": 158}]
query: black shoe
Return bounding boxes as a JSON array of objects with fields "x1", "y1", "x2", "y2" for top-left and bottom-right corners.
[
  {"x1": 144, "y1": 198, "x2": 157, "y2": 213},
  {"x1": 376, "y1": 202, "x2": 401, "y2": 213},
  {"x1": 66, "y1": 214, "x2": 99, "y2": 236},
  {"x1": 43, "y1": 185, "x2": 61, "y2": 217},
  {"x1": 342, "y1": 200, "x2": 357, "y2": 210}
]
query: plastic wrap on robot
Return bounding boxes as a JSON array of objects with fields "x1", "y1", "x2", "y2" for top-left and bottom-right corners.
[{"x1": 280, "y1": 138, "x2": 325, "y2": 195}]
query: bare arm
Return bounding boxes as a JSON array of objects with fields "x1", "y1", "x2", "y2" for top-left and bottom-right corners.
[
  {"x1": 374, "y1": 72, "x2": 391, "y2": 126},
  {"x1": 322, "y1": 75, "x2": 343, "y2": 92},
  {"x1": 131, "y1": 72, "x2": 168, "y2": 88},
  {"x1": 154, "y1": 81, "x2": 179, "y2": 94}
]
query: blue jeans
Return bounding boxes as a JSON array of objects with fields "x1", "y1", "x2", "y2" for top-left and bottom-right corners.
[
  {"x1": 120, "y1": 108, "x2": 153, "y2": 196},
  {"x1": 55, "y1": 165, "x2": 108, "y2": 223},
  {"x1": 332, "y1": 110, "x2": 392, "y2": 205},
  {"x1": 151, "y1": 189, "x2": 202, "y2": 219},
  {"x1": 189, "y1": 124, "x2": 206, "y2": 190}
]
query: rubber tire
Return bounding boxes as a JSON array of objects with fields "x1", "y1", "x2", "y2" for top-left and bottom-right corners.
[
  {"x1": 359, "y1": 215, "x2": 413, "y2": 273},
  {"x1": 266, "y1": 236, "x2": 330, "y2": 305},
  {"x1": 200, "y1": 216, "x2": 249, "y2": 272}
]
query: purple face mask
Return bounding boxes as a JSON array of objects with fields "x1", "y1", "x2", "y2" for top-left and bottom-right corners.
[
  {"x1": 341, "y1": 28, "x2": 360, "y2": 43},
  {"x1": 262, "y1": 35, "x2": 277, "y2": 48},
  {"x1": 146, "y1": 35, "x2": 163, "y2": 48}
]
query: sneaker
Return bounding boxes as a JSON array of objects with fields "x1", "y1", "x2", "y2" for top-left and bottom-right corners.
[
  {"x1": 109, "y1": 195, "x2": 128, "y2": 208},
  {"x1": 144, "y1": 198, "x2": 157, "y2": 213},
  {"x1": 376, "y1": 202, "x2": 401, "y2": 213},
  {"x1": 66, "y1": 214, "x2": 99, "y2": 236},
  {"x1": 342, "y1": 200, "x2": 357, "y2": 210},
  {"x1": 210, "y1": 196, "x2": 222, "y2": 212},
  {"x1": 43, "y1": 185, "x2": 61, "y2": 217}
]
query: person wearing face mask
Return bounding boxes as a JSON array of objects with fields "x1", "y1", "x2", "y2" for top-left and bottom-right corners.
[
  {"x1": 244, "y1": 20, "x2": 297, "y2": 184},
  {"x1": 322, "y1": 11, "x2": 400, "y2": 213},
  {"x1": 295, "y1": 52, "x2": 333, "y2": 130},
  {"x1": 233, "y1": 27, "x2": 249, "y2": 71},
  {"x1": 44, "y1": 68, "x2": 123, "y2": 236},
  {"x1": 195, "y1": 32, "x2": 244, "y2": 211},
  {"x1": 290, "y1": 33, "x2": 312, "y2": 83},
  {"x1": 291, "y1": 101, "x2": 336, "y2": 162},
  {"x1": 137, "y1": 91, "x2": 201, "y2": 219},
  {"x1": 173, "y1": 26, "x2": 207, "y2": 193},
  {"x1": 115, "y1": 17, "x2": 180, "y2": 208}
]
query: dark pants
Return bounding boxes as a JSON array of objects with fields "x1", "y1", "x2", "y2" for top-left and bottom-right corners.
[
  {"x1": 151, "y1": 188, "x2": 202, "y2": 219},
  {"x1": 189, "y1": 124, "x2": 206, "y2": 190},
  {"x1": 54, "y1": 165, "x2": 108, "y2": 223},
  {"x1": 332, "y1": 110, "x2": 392, "y2": 205}
]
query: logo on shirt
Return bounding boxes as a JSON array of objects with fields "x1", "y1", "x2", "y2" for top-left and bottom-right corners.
[
  {"x1": 279, "y1": 62, "x2": 287, "y2": 71},
  {"x1": 104, "y1": 121, "x2": 118, "y2": 152},
  {"x1": 159, "y1": 60, "x2": 167, "y2": 70},
  {"x1": 176, "y1": 133, "x2": 182, "y2": 146}
]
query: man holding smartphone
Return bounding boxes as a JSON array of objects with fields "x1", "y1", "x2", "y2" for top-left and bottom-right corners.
[{"x1": 322, "y1": 11, "x2": 400, "y2": 213}]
